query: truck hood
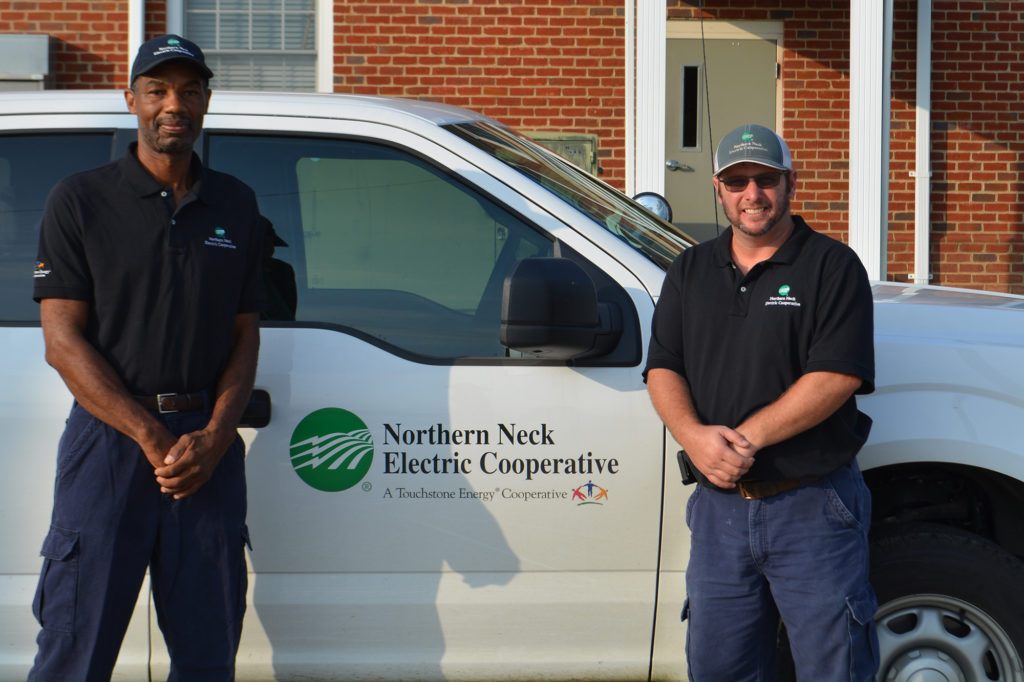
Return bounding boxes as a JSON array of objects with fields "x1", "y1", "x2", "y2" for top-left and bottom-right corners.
[{"x1": 873, "y1": 282, "x2": 1024, "y2": 347}]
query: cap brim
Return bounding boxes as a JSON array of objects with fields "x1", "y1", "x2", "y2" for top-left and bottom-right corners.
[
  {"x1": 132, "y1": 56, "x2": 214, "y2": 84},
  {"x1": 715, "y1": 159, "x2": 790, "y2": 175}
]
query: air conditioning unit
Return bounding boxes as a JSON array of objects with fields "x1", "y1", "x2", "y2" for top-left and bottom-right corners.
[{"x1": 0, "y1": 34, "x2": 53, "y2": 91}]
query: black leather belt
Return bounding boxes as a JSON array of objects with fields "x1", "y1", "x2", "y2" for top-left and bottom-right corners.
[
  {"x1": 735, "y1": 476, "x2": 820, "y2": 500},
  {"x1": 135, "y1": 391, "x2": 206, "y2": 414}
]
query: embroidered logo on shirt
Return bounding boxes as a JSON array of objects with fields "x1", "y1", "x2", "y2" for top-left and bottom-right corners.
[
  {"x1": 33, "y1": 261, "x2": 51, "y2": 279},
  {"x1": 204, "y1": 226, "x2": 237, "y2": 250},
  {"x1": 765, "y1": 284, "x2": 801, "y2": 308}
]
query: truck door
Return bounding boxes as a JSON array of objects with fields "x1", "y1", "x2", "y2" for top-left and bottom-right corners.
[{"x1": 190, "y1": 126, "x2": 666, "y2": 681}]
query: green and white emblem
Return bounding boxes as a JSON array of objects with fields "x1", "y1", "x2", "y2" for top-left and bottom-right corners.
[{"x1": 290, "y1": 408, "x2": 374, "y2": 492}]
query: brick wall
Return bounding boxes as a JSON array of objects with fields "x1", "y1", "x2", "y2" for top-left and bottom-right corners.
[
  {"x1": 671, "y1": 0, "x2": 1024, "y2": 293},
  {"x1": 924, "y1": 1, "x2": 1024, "y2": 291},
  {"x1": 1, "y1": 1, "x2": 130, "y2": 88},
  {"x1": 332, "y1": 0, "x2": 628, "y2": 188},
  {"x1": 668, "y1": 2, "x2": 855, "y2": 245},
  {"x1": 0, "y1": 0, "x2": 168, "y2": 88},
  {"x1": 3, "y1": 0, "x2": 1019, "y2": 292}
]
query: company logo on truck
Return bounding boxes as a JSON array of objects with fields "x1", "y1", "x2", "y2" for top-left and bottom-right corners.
[
  {"x1": 290, "y1": 408, "x2": 374, "y2": 492},
  {"x1": 572, "y1": 481, "x2": 609, "y2": 505},
  {"x1": 290, "y1": 413, "x2": 621, "y2": 499}
]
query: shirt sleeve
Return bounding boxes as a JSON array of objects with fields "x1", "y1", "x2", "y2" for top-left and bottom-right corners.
[
  {"x1": 804, "y1": 245, "x2": 875, "y2": 394},
  {"x1": 33, "y1": 179, "x2": 94, "y2": 303},
  {"x1": 643, "y1": 252, "x2": 689, "y2": 382}
]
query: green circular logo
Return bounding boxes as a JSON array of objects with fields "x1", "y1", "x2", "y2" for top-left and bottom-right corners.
[
  {"x1": 778, "y1": 285, "x2": 791, "y2": 296},
  {"x1": 289, "y1": 408, "x2": 374, "y2": 492},
  {"x1": 167, "y1": 38, "x2": 180, "y2": 46}
]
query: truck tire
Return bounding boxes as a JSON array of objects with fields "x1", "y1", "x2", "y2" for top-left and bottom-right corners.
[{"x1": 871, "y1": 523, "x2": 1024, "y2": 682}]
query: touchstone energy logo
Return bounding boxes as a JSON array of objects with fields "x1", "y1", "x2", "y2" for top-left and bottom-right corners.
[
  {"x1": 290, "y1": 408, "x2": 374, "y2": 492},
  {"x1": 571, "y1": 480, "x2": 609, "y2": 506}
]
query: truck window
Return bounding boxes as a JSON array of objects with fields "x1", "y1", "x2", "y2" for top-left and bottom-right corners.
[
  {"x1": 0, "y1": 134, "x2": 114, "y2": 323},
  {"x1": 206, "y1": 134, "x2": 554, "y2": 360}
]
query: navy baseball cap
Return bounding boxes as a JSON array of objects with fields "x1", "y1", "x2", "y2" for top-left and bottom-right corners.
[
  {"x1": 713, "y1": 123, "x2": 793, "y2": 175},
  {"x1": 130, "y1": 34, "x2": 214, "y2": 85}
]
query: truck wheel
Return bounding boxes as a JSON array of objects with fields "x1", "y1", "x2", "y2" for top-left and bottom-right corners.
[{"x1": 871, "y1": 523, "x2": 1024, "y2": 682}]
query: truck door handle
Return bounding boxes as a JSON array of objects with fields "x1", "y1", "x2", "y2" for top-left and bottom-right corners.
[
  {"x1": 240, "y1": 389, "x2": 271, "y2": 428},
  {"x1": 666, "y1": 160, "x2": 693, "y2": 172}
]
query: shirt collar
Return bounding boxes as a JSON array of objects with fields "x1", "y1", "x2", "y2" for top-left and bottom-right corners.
[
  {"x1": 118, "y1": 142, "x2": 207, "y2": 200},
  {"x1": 712, "y1": 215, "x2": 812, "y2": 268}
]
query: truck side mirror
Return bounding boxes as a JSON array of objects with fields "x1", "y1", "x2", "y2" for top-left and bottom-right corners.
[
  {"x1": 500, "y1": 257, "x2": 622, "y2": 360},
  {"x1": 632, "y1": 191, "x2": 673, "y2": 222}
]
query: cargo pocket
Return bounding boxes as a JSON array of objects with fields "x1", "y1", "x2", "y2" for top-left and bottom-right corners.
[
  {"x1": 845, "y1": 585, "x2": 879, "y2": 681},
  {"x1": 681, "y1": 598, "x2": 695, "y2": 681},
  {"x1": 32, "y1": 525, "x2": 80, "y2": 634}
]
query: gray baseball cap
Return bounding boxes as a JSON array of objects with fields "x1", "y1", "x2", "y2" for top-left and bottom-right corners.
[{"x1": 713, "y1": 124, "x2": 793, "y2": 175}]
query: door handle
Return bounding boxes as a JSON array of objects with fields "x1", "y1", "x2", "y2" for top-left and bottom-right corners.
[
  {"x1": 666, "y1": 160, "x2": 693, "y2": 172},
  {"x1": 240, "y1": 389, "x2": 272, "y2": 428}
]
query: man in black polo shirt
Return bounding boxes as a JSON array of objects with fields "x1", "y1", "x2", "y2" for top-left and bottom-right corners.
[
  {"x1": 645, "y1": 124, "x2": 878, "y2": 681},
  {"x1": 29, "y1": 35, "x2": 262, "y2": 681}
]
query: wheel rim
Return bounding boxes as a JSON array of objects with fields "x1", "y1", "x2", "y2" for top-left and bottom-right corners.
[{"x1": 876, "y1": 594, "x2": 1023, "y2": 682}]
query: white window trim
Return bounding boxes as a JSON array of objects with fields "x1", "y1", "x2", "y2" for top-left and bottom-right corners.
[{"x1": 164, "y1": 0, "x2": 333, "y2": 93}]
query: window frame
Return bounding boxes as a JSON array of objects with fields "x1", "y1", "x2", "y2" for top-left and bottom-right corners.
[
  {"x1": 201, "y1": 129, "x2": 642, "y2": 367},
  {"x1": 203, "y1": 130, "x2": 563, "y2": 364},
  {"x1": 678, "y1": 63, "x2": 703, "y2": 153},
  {"x1": 166, "y1": 0, "x2": 331, "y2": 92}
]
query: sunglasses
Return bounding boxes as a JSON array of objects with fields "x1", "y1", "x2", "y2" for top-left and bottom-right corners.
[{"x1": 718, "y1": 171, "x2": 788, "y2": 193}]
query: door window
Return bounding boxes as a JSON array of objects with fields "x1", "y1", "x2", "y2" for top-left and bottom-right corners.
[
  {"x1": 206, "y1": 134, "x2": 554, "y2": 360},
  {"x1": 0, "y1": 134, "x2": 114, "y2": 322},
  {"x1": 678, "y1": 64, "x2": 702, "y2": 151}
]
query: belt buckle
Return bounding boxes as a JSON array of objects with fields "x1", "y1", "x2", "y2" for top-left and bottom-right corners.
[
  {"x1": 156, "y1": 393, "x2": 179, "y2": 414},
  {"x1": 737, "y1": 481, "x2": 756, "y2": 500}
]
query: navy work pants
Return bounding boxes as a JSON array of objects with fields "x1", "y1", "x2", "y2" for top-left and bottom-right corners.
[
  {"x1": 29, "y1": 402, "x2": 249, "y2": 682},
  {"x1": 683, "y1": 460, "x2": 879, "y2": 681}
]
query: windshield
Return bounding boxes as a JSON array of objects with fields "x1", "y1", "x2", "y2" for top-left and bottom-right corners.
[{"x1": 445, "y1": 121, "x2": 693, "y2": 270}]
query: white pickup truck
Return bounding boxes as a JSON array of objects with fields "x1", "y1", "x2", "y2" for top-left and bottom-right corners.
[{"x1": 2, "y1": 91, "x2": 1023, "y2": 682}]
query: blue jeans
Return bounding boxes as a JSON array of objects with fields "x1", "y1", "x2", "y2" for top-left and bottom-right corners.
[
  {"x1": 684, "y1": 460, "x2": 878, "y2": 681},
  {"x1": 29, "y1": 403, "x2": 249, "y2": 682}
]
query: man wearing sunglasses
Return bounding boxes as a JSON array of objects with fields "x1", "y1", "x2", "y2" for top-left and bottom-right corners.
[{"x1": 644, "y1": 123, "x2": 878, "y2": 680}]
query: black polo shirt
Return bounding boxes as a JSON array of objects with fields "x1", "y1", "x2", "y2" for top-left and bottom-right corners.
[
  {"x1": 645, "y1": 216, "x2": 874, "y2": 482},
  {"x1": 34, "y1": 144, "x2": 263, "y2": 396}
]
